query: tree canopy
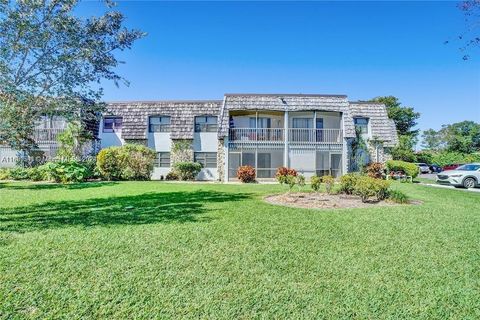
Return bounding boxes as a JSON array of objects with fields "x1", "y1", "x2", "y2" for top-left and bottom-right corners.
[
  {"x1": 371, "y1": 96, "x2": 420, "y2": 138},
  {"x1": 422, "y1": 121, "x2": 480, "y2": 154},
  {"x1": 0, "y1": 0, "x2": 144, "y2": 150}
]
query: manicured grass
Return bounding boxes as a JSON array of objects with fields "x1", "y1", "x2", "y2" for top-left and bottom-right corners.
[{"x1": 0, "y1": 181, "x2": 479, "y2": 318}]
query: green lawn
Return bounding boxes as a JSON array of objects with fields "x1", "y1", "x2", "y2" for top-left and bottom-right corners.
[{"x1": 0, "y1": 181, "x2": 479, "y2": 319}]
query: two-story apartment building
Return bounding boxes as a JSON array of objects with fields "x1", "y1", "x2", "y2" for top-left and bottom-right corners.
[
  {"x1": 100, "y1": 93, "x2": 398, "y2": 181},
  {"x1": 0, "y1": 93, "x2": 398, "y2": 180}
]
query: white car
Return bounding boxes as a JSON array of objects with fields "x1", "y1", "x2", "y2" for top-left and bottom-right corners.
[
  {"x1": 436, "y1": 163, "x2": 480, "y2": 188},
  {"x1": 416, "y1": 163, "x2": 430, "y2": 174}
]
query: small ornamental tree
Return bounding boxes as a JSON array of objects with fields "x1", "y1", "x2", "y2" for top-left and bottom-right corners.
[
  {"x1": 310, "y1": 175, "x2": 322, "y2": 193},
  {"x1": 296, "y1": 174, "x2": 306, "y2": 191},
  {"x1": 322, "y1": 175, "x2": 335, "y2": 194}
]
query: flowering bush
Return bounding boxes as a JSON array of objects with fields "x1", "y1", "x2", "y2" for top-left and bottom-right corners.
[{"x1": 237, "y1": 165, "x2": 256, "y2": 183}]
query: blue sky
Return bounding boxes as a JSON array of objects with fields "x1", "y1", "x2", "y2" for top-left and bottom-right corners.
[{"x1": 78, "y1": 1, "x2": 480, "y2": 134}]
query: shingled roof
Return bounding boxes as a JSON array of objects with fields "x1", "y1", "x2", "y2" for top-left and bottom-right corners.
[
  {"x1": 104, "y1": 95, "x2": 398, "y2": 147},
  {"x1": 218, "y1": 94, "x2": 356, "y2": 138},
  {"x1": 106, "y1": 100, "x2": 222, "y2": 140},
  {"x1": 349, "y1": 101, "x2": 399, "y2": 147}
]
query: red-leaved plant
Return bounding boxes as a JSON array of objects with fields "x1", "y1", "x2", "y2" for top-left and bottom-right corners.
[
  {"x1": 275, "y1": 167, "x2": 297, "y2": 179},
  {"x1": 237, "y1": 165, "x2": 256, "y2": 183}
]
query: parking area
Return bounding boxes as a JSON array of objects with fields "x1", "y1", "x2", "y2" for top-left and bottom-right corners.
[{"x1": 420, "y1": 182, "x2": 480, "y2": 193}]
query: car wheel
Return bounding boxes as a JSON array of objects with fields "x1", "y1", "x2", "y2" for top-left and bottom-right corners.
[{"x1": 463, "y1": 177, "x2": 476, "y2": 189}]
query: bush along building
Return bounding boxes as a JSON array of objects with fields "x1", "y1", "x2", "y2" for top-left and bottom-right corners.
[{"x1": 0, "y1": 93, "x2": 398, "y2": 181}]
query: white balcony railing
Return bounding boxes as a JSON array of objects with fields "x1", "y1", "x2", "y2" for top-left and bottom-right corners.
[
  {"x1": 288, "y1": 128, "x2": 343, "y2": 144},
  {"x1": 229, "y1": 128, "x2": 343, "y2": 144},
  {"x1": 229, "y1": 128, "x2": 284, "y2": 142},
  {"x1": 32, "y1": 128, "x2": 65, "y2": 143}
]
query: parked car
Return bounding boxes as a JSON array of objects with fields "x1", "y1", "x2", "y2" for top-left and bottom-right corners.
[
  {"x1": 416, "y1": 163, "x2": 430, "y2": 174},
  {"x1": 443, "y1": 163, "x2": 464, "y2": 171},
  {"x1": 436, "y1": 163, "x2": 480, "y2": 188},
  {"x1": 429, "y1": 164, "x2": 442, "y2": 173}
]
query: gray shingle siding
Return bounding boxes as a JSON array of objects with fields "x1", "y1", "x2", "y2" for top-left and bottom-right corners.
[
  {"x1": 104, "y1": 95, "x2": 397, "y2": 147},
  {"x1": 349, "y1": 101, "x2": 399, "y2": 147},
  {"x1": 219, "y1": 94, "x2": 356, "y2": 138},
  {"x1": 105, "y1": 101, "x2": 222, "y2": 140}
]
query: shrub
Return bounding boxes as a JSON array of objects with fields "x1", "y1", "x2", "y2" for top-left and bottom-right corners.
[
  {"x1": 96, "y1": 144, "x2": 156, "y2": 181},
  {"x1": 310, "y1": 175, "x2": 322, "y2": 192},
  {"x1": 275, "y1": 167, "x2": 297, "y2": 179},
  {"x1": 366, "y1": 162, "x2": 384, "y2": 179},
  {"x1": 120, "y1": 144, "x2": 156, "y2": 180},
  {"x1": 282, "y1": 174, "x2": 296, "y2": 192},
  {"x1": 322, "y1": 175, "x2": 335, "y2": 194},
  {"x1": 296, "y1": 174, "x2": 306, "y2": 190},
  {"x1": 96, "y1": 147, "x2": 122, "y2": 180},
  {"x1": 0, "y1": 168, "x2": 10, "y2": 180},
  {"x1": 174, "y1": 161, "x2": 202, "y2": 181},
  {"x1": 353, "y1": 176, "x2": 390, "y2": 203},
  {"x1": 339, "y1": 173, "x2": 360, "y2": 195},
  {"x1": 388, "y1": 189, "x2": 409, "y2": 204},
  {"x1": 165, "y1": 171, "x2": 179, "y2": 181},
  {"x1": 386, "y1": 160, "x2": 419, "y2": 179},
  {"x1": 8, "y1": 167, "x2": 30, "y2": 180},
  {"x1": 237, "y1": 165, "x2": 256, "y2": 183},
  {"x1": 44, "y1": 161, "x2": 93, "y2": 183},
  {"x1": 27, "y1": 166, "x2": 49, "y2": 181}
]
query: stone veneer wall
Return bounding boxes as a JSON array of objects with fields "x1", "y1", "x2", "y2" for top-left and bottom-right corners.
[
  {"x1": 217, "y1": 138, "x2": 225, "y2": 181},
  {"x1": 366, "y1": 141, "x2": 390, "y2": 164},
  {"x1": 171, "y1": 139, "x2": 194, "y2": 165}
]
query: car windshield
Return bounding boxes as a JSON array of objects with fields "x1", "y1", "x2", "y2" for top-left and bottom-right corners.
[
  {"x1": 456, "y1": 164, "x2": 480, "y2": 171},
  {"x1": 418, "y1": 163, "x2": 427, "y2": 166}
]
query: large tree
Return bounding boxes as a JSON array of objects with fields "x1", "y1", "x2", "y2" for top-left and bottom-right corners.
[
  {"x1": 370, "y1": 96, "x2": 420, "y2": 138},
  {"x1": 421, "y1": 128, "x2": 443, "y2": 151},
  {"x1": 0, "y1": 0, "x2": 144, "y2": 150}
]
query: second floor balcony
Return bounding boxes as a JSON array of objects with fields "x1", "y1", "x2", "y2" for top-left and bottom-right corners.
[
  {"x1": 32, "y1": 128, "x2": 65, "y2": 143},
  {"x1": 229, "y1": 128, "x2": 343, "y2": 144}
]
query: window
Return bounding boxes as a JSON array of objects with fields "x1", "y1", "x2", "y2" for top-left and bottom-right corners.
[
  {"x1": 194, "y1": 152, "x2": 217, "y2": 168},
  {"x1": 155, "y1": 152, "x2": 171, "y2": 167},
  {"x1": 354, "y1": 118, "x2": 369, "y2": 134},
  {"x1": 195, "y1": 116, "x2": 217, "y2": 132},
  {"x1": 292, "y1": 118, "x2": 313, "y2": 128},
  {"x1": 103, "y1": 117, "x2": 123, "y2": 133},
  {"x1": 149, "y1": 116, "x2": 171, "y2": 132}
]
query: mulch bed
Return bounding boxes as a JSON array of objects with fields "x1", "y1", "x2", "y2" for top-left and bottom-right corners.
[{"x1": 264, "y1": 192, "x2": 421, "y2": 209}]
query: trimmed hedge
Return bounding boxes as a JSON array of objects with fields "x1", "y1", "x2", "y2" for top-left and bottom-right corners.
[
  {"x1": 174, "y1": 162, "x2": 202, "y2": 181},
  {"x1": 386, "y1": 160, "x2": 419, "y2": 178}
]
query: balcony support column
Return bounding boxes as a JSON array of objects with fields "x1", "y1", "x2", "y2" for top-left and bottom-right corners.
[{"x1": 284, "y1": 111, "x2": 289, "y2": 167}]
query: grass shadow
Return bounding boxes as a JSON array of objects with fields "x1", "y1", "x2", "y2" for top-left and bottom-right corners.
[
  {"x1": 0, "y1": 190, "x2": 251, "y2": 233},
  {"x1": 0, "y1": 181, "x2": 119, "y2": 190}
]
